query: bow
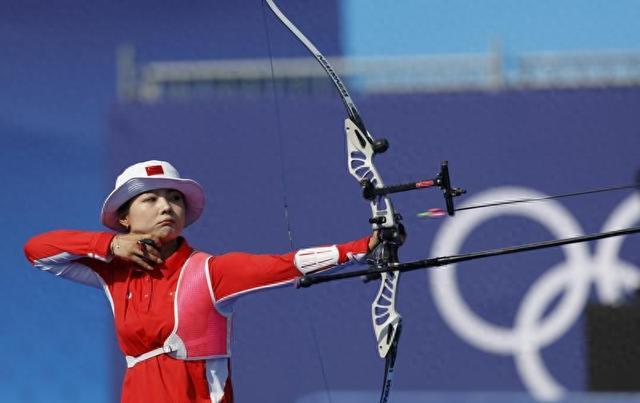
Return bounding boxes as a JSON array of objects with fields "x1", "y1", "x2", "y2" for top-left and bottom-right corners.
[
  {"x1": 263, "y1": 1, "x2": 640, "y2": 401},
  {"x1": 263, "y1": 1, "x2": 465, "y2": 401}
]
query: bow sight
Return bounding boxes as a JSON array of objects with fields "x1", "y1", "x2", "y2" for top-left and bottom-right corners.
[
  {"x1": 361, "y1": 160, "x2": 466, "y2": 218},
  {"x1": 358, "y1": 160, "x2": 466, "y2": 284}
]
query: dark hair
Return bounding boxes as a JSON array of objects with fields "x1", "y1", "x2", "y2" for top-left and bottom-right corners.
[{"x1": 116, "y1": 197, "x2": 134, "y2": 221}]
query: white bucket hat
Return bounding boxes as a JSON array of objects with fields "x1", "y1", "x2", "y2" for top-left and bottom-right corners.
[{"x1": 100, "y1": 160, "x2": 205, "y2": 232}]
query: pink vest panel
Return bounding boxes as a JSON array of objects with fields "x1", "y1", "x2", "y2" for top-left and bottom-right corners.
[{"x1": 173, "y1": 251, "x2": 230, "y2": 359}]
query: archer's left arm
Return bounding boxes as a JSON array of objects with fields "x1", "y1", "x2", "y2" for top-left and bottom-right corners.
[{"x1": 209, "y1": 235, "x2": 373, "y2": 303}]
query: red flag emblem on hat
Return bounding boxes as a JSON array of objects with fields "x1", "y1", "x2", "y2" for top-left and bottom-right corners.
[{"x1": 145, "y1": 165, "x2": 164, "y2": 176}]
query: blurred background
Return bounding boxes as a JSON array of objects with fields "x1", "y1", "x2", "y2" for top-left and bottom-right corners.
[{"x1": 3, "y1": 0, "x2": 640, "y2": 402}]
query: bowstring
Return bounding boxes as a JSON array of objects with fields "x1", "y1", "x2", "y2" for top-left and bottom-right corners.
[
  {"x1": 260, "y1": 2, "x2": 334, "y2": 402},
  {"x1": 260, "y1": 1, "x2": 293, "y2": 251}
]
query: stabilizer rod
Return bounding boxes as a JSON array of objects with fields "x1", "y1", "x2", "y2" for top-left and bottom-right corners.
[{"x1": 297, "y1": 225, "x2": 640, "y2": 287}]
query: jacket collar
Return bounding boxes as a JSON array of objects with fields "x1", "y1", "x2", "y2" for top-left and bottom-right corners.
[{"x1": 161, "y1": 237, "x2": 193, "y2": 273}]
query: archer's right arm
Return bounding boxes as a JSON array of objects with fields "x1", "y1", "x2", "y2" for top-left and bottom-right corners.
[{"x1": 23, "y1": 230, "x2": 115, "y2": 288}]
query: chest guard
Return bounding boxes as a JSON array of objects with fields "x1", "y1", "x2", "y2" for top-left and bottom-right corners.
[{"x1": 126, "y1": 251, "x2": 231, "y2": 368}]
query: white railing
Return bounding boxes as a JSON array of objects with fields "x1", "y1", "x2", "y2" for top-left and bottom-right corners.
[
  {"x1": 116, "y1": 44, "x2": 640, "y2": 102},
  {"x1": 518, "y1": 50, "x2": 640, "y2": 88}
]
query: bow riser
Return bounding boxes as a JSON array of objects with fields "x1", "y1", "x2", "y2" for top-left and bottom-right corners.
[
  {"x1": 372, "y1": 271, "x2": 402, "y2": 357},
  {"x1": 346, "y1": 118, "x2": 396, "y2": 229},
  {"x1": 345, "y1": 117, "x2": 402, "y2": 358}
]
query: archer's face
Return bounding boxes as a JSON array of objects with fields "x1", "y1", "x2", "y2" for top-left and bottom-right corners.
[{"x1": 120, "y1": 189, "x2": 186, "y2": 241}]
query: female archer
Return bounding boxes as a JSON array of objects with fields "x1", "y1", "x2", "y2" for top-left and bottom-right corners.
[{"x1": 24, "y1": 160, "x2": 377, "y2": 403}]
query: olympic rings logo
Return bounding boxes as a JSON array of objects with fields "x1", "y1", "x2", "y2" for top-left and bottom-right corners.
[{"x1": 429, "y1": 187, "x2": 640, "y2": 401}]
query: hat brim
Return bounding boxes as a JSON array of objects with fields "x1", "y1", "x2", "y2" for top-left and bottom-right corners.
[{"x1": 100, "y1": 177, "x2": 205, "y2": 232}]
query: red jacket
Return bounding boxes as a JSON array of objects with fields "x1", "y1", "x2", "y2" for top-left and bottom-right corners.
[{"x1": 24, "y1": 230, "x2": 370, "y2": 403}]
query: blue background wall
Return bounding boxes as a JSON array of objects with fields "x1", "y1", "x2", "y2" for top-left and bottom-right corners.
[{"x1": 3, "y1": 0, "x2": 640, "y2": 402}]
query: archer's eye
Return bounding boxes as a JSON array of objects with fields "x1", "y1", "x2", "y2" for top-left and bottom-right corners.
[{"x1": 170, "y1": 192, "x2": 184, "y2": 202}]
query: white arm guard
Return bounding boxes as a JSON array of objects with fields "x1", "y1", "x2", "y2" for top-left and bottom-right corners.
[{"x1": 294, "y1": 245, "x2": 340, "y2": 275}]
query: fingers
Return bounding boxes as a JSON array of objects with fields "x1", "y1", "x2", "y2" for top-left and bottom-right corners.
[
  {"x1": 368, "y1": 230, "x2": 381, "y2": 251},
  {"x1": 112, "y1": 233, "x2": 165, "y2": 270},
  {"x1": 137, "y1": 239, "x2": 163, "y2": 265}
]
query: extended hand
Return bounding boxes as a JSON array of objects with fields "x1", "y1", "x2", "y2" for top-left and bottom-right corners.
[{"x1": 368, "y1": 230, "x2": 380, "y2": 252}]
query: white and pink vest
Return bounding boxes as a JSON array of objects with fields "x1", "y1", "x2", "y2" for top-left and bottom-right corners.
[{"x1": 125, "y1": 252, "x2": 231, "y2": 368}]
